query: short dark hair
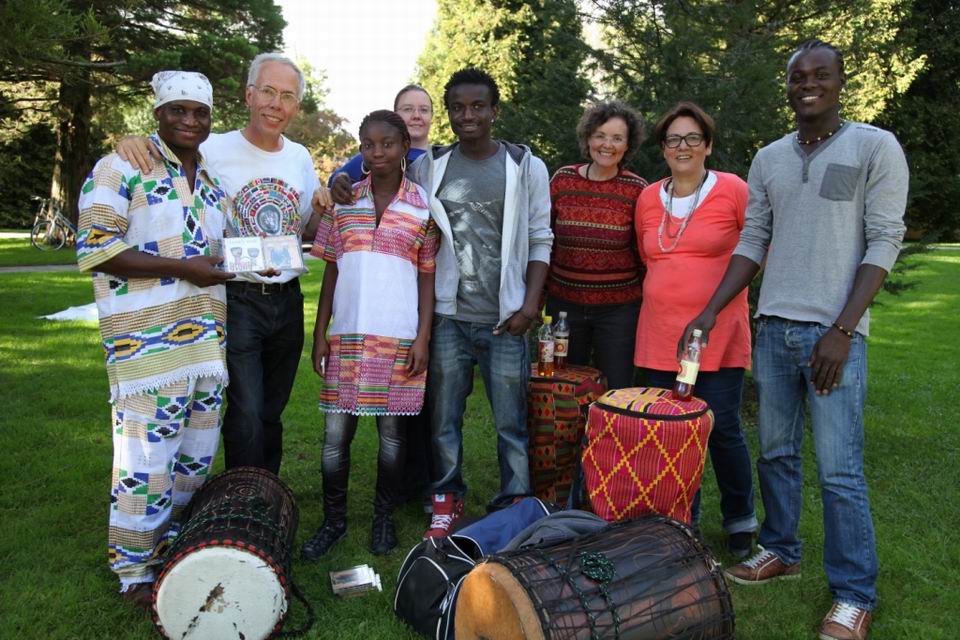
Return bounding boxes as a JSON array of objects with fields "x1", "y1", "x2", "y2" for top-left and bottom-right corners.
[
  {"x1": 576, "y1": 101, "x2": 645, "y2": 166},
  {"x1": 393, "y1": 84, "x2": 433, "y2": 111},
  {"x1": 443, "y1": 68, "x2": 500, "y2": 108},
  {"x1": 359, "y1": 109, "x2": 411, "y2": 147},
  {"x1": 653, "y1": 101, "x2": 716, "y2": 148},
  {"x1": 788, "y1": 38, "x2": 846, "y2": 82}
]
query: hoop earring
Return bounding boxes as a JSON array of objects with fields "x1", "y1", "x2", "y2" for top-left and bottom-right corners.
[
  {"x1": 401, "y1": 156, "x2": 407, "y2": 173},
  {"x1": 360, "y1": 160, "x2": 369, "y2": 176}
]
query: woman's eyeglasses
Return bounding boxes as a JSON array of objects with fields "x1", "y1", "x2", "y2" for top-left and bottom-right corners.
[
  {"x1": 663, "y1": 133, "x2": 705, "y2": 148},
  {"x1": 397, "y1": 106, "x2": 433, "y2": 117}
]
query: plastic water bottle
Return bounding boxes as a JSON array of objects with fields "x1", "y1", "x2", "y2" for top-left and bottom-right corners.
[
  {"x1": 673, "y1": 329, "x2": 703, "y2": 400},
  {"x1": 554, "y1": 311, "x2": 570, "y2": 370},
  {"x1": 537, "y1": 315, "x2": 555, "y2": 377}
]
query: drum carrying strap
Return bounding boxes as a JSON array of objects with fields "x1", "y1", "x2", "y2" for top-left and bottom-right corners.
[{"x1": 273, "y1": 580, "x2": 316, "y2": 638}]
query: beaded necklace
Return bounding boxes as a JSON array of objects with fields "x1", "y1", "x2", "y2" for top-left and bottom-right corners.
[
  {"x1": 796, "y1": 120, "x2": 844, "y2": 145},
  {"x1": 657, "y1": 170, "x2": 709, "y2": 253}
]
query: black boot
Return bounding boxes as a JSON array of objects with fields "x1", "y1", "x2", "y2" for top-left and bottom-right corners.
[
  {"x1": 369, "y1": 514, "x2": 397, "y2": 555},
  {"x1": 303, "y1": 414, "x2": 355, "y2": 561},
  {"x1": 302, "y1": 519, "x2": 347, "y2": 561}
]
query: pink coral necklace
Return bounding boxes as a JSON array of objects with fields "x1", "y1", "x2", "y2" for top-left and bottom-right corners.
[{"x1": 657, "y1": 170, "x2": 709, "y2": 253}]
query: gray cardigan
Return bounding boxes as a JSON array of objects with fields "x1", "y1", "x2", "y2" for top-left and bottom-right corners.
[{"x1": 409, "y1": 141, "x2": 554, "y2": 326}]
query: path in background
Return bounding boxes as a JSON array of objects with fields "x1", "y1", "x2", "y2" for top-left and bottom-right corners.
[{"x1": 0, "y1": 264, "x2": 77, "y2": 273}]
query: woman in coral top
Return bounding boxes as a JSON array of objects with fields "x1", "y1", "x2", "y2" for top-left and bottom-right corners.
[
  {"x1": 546, "y1": 101, "x2": 648, "y2": 389},
  {"x1": 634, "y1": 102, "x2": 757, "y2": 557}
]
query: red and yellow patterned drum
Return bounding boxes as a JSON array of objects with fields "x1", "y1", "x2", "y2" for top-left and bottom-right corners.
[
  {"x1": 527, "y1": 364, "x2": 606, "y2": 505},
  {"x1": 582, "y1": 387, "x2": 713, "y2": 523}
]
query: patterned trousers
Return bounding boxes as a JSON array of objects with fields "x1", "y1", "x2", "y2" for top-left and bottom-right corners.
[{"x1": 108, "y1": 377, "x2": 223, "y2": 590}]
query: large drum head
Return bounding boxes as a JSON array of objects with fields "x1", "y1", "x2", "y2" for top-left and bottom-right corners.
[
  {"x1": 457, "y1": 562, "x2": 546, "y2": 640},
  {"x1": 154, "y1": 545, "x2": 287, "y2": 640}
]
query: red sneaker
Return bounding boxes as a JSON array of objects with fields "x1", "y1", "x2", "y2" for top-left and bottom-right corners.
[{"x1": 423, "y1": 493, "x2": 464, "y2": 538}]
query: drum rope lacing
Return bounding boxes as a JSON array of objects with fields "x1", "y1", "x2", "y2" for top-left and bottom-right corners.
[
  {"x1": 170, "y1": 497, "x2": 294, "y2": 564},
  {"x1": 529, "y1": 548, "x2": 623, "y2": 640}
]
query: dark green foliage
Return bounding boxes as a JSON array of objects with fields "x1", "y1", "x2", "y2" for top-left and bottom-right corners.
[
  {"x1": 1, "y1": 0, "x2": 286, "y2": 223},
  {"x1": 875, "y1": 0, "x2": 960, "y2": 240},
  {"x1": 0, "y1": 124, "x2": 56, "y2": 228}
]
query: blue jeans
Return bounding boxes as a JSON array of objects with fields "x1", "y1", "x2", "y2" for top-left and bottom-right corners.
[
  {"x1": 428, "y1": 316, "x2": 530, "y2": 508},
  {"x1": 221, "y1": 280, "x2": 305, "y2": 475},
  {"x1": 753, "y1": 316, "x2": 876, "y2": 610},
  {"x1": 545, "y1": 296, "x2": 639, "y2": 389},
  {"x1": 643, "y1": 368, "x2": 757, "y2": 535}
]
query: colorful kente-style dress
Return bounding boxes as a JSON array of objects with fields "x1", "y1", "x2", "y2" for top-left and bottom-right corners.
[
  {"x1": 77, "y1": 134, "x2": 230, "y2": 588},
  {"x1": 311, "y1": 176, "x2": 438, "y2": 415}
]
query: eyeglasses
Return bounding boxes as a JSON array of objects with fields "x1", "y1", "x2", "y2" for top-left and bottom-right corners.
[
  {"x1": 663, "y1": 133, "x2": 705, "y2": 148},
  {"x1": 590, "y1": 132, "x2": 627, "y2": 146},
  {"x1": 249, "y1": 84, "x2": 299, "y2": 107},
  {"x1": 397, "y1": 105, "x2": 432, "y2": 117}
]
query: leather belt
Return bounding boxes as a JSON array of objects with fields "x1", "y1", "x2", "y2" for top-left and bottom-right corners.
[{"x1": 227, "y1": 279, "x2": 300, "y2": 296}]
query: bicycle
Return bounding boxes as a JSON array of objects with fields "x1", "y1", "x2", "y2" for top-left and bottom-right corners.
[{"x1": 30, "y1": 196, "x2": 77, "y2": 251}]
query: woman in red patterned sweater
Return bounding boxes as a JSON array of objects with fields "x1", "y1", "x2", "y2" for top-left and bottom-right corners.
[{"x1": 545, "y1": 101, "x2": 648, "y2": 389}]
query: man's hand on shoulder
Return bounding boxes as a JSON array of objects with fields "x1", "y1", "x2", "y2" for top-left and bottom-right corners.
[
  {"x1": 180, "y1": 255, "x2": 235, "y2": 287},
  {"x1": 330, "y1": 173, "x2": 354, "y2": 206},
  {"x1": 312, "y1": 186, "x2": 334, "y2": 213},
  {"x1": 116, "y1": 136, "x2": 161, "y2": 173}
]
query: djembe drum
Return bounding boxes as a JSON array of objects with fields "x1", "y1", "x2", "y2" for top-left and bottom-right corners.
[
  {"x1": 527, "y1": 364, "x2": 606, "y2": 505},
  {"x1": 455, "y1": 516, "x2": 734, "y2": 639},
  {"x1": 152, "y1": 467, "x2": 304, "y2": 640},
  {"x1": 582, "y1": 387, "x2": 713, "y2": 524}
]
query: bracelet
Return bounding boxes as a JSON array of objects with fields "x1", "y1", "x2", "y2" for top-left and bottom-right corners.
[{"x1": 831, "y1": 322, "x2": 854, "y2": 338}]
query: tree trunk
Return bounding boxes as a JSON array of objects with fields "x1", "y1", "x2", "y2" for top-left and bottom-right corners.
[{"x1": 49, "y1": 74, "x2": 91, "y2": 225}]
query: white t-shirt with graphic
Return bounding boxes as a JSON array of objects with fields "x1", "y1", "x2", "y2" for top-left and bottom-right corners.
[{"x1": 201, "y1": 130, "x2": 320, "y2": 283}]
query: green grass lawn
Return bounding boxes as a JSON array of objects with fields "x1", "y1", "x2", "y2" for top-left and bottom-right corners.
[
  {"x1": 0, "y1": 236, "x2": 78, "y2": 268},
  {"x1": 1, "y1": 253, "x2": 957, "y2": 639}
]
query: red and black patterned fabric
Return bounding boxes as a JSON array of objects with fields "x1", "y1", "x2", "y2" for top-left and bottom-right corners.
[
  {"x1": 547, "y1": 165, "x2": 647, "y2": 305},
  {"x1": 527, "y1": 364, "x2": 607, "y2": 505}
]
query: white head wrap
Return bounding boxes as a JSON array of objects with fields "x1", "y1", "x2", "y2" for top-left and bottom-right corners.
[{"x1": 151, "y1": 71, "x2": 213, "y2": 109}]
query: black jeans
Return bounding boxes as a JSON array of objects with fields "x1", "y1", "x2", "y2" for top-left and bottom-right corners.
[
  {"x1": 545, "y1": 296, "x2": 640, "y2": 390},
  {"x1": 321, "y1": 413, "x2": 406, "y2": 521},
  {"x1": 221, "y1": 280, "x2": 304, "y2": 475},
  {"x1": 400, "y1": 408, "x2": 432, "y2": 501},
  {"x1": 642, "y1": 367, "x2": 757, "y2": 534}
]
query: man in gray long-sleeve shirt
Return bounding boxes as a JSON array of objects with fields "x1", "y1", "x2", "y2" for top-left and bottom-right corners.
[{"x1": 683, "y1": 40, "x2": 907, "y2": 640}]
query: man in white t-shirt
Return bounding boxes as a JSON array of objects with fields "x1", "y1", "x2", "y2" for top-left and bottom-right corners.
[{"x1": 119, "y1": 53, "x2": 327, "y2": 475}]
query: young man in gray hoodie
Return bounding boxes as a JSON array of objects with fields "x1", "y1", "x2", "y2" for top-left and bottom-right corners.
[{"x1": 412, "y1": 68, "x2": 553, "y2": 536}]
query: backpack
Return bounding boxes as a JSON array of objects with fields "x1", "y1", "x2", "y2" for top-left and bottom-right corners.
[{"x1": 394, "y1": 497, "x2": 552, "y2": 639}]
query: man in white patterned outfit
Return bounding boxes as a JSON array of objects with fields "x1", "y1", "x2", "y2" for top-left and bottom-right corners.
[{"x1": 78, "y1": 71, "x2": 234, "y2": 609}]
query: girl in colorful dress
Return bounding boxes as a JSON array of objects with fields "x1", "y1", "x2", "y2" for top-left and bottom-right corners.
[{"x1": 302, "y1": 110, "x2": 438, "y2": 558}]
